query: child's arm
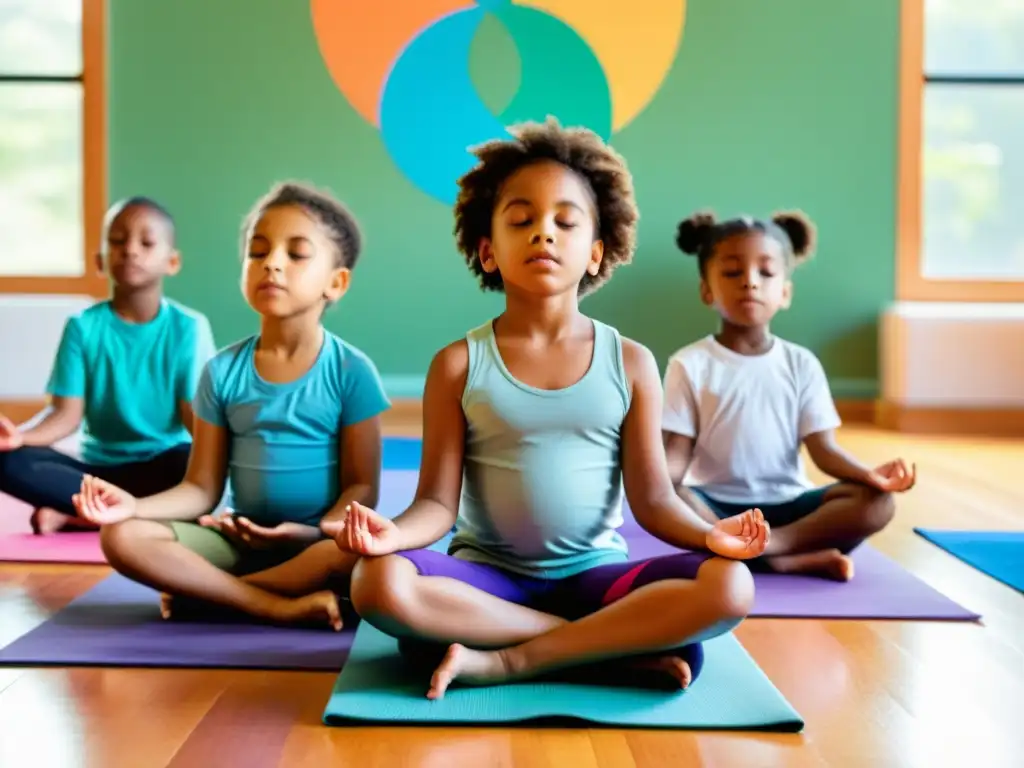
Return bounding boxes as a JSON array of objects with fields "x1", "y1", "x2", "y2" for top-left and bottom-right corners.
[
  {"x1": 75, "y1": 361, "x2": 230, "y2": 525},
  {"x1": 177, "y1": 316, "x2": 218, "y2": 437},
  {"x1": 620, "y1": 339, "x2": 767, "y2": 558},
  {"x1": 662, "y1": 432, "x2": 722, "y2": 526},
  {"x1": 803, "y1": 430, "x2": 873, "y2": 484},
  {"x1": 324, "y1": 342, "x2": 467, "y2": 554},
  {"x1": 804, "y1": 431, "x2": 916, "y2": 492},
  {"x1": 134, "y1": 417, "x2": 228, "y2": 518},
  {"x1": 659, "y1": 352, "x2": 724, "y2": 527},
  {"x1": 798, "y1": 355, "x2": 915, "y2": 493},
  {"x1": 0, "y1": 397, "x2": 83, "y2": 449},
  {"x1": 321, "y1": 413, "x2": 384, "y2": 524},
  {"x1": 4, "y1": 317, "x2": 90, "y2": 449},
  {"x1": 76, "y1": 416, "x2": 228, "y2": 524}
]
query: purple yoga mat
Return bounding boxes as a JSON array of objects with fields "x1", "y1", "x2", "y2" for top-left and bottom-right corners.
[
  {"x1": 622, "y1": 524, "x2": 979, "y2": 620},
  {"x1": 0, "y1": 574, "x2": 356, "y2": 670},
  {"x1": 379, "y1": 470, "x2": 979, "y2": 621},
  {"x1": 0, "y1": 474, "x2": 978, "y2": 672}
]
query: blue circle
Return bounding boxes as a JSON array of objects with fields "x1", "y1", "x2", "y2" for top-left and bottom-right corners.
[{"x1": 379, "y1": 6, "x2": 612, "y2": 204}]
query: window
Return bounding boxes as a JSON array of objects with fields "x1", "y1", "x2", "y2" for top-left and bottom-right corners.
[
  {"x1": 0, "y1": 0, "x2": 105, "y2": 295},
  {"x1": 898, "y1": 0, "x2": 1024, "y2": 301}
]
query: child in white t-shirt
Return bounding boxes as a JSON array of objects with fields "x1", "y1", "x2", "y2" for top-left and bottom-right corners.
[{"x1": 661, "y1": 210, "x2": 916, "y2": 581}]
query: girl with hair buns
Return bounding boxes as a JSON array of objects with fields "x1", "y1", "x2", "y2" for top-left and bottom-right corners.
[{"x1": 661, "y1": 210, "x2": 915, "y2": 582}]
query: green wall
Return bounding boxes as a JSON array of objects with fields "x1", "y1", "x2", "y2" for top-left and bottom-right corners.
[{"x1": 109, "y1": 0, "x2": 897, "y2": 399}]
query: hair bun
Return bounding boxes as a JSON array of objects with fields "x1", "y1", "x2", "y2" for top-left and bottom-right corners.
[
  {"x1": 675, "y1": 211, "x2": 716, "y2": 255},
  {"x1": 771, "y1": 210, "x2": 816, "y2": 259}
]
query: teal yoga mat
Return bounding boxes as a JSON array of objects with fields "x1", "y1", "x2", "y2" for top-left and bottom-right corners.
[
  {"x1": 914, "y1": 528, "x2": 1024, "y2": 593},
  {"x1": 322, "y1": 623, "x2": 804, "y2": 731}
]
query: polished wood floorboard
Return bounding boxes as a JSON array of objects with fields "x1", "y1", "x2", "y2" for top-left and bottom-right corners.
[{"x1": 1, "y1": 426, "x2": 1022, "y2": 767}]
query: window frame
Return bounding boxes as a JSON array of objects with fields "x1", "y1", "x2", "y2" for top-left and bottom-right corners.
[
  {"x1": 897, "y1": 0, "x2": 1024, "y2": 302},
  {"x1": 0, "y1": 0, "x2": 107, "y2": 297}
]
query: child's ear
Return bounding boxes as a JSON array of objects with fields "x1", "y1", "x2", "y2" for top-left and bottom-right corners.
[
  {"x1": 699, "y1": 279, "x2": 714, "y2": 306},
  {"x1": 324, "y1": 267, "x2": 352, "y2": 302},
  {"x1": 94, "y1": 252, "x2": 105, "y2": 274},
  {"x1": 165, "y1": 250, "x2": 182, "y2": 277},
  {"x1": 586, "y1": 240, "x2": 604, "y2": 276},
  {"x1": 780, "y1": 279, "x2": 793, "y2": 310},
  {"x1": 478, "y1": 238, "x2": 499, "y2": 274}
]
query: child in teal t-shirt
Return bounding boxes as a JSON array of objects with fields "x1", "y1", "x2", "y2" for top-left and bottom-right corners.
[
  {"x1": 0, "y1": 197, "x2": 216, "y2": 534},
  {"x1": 72, "y1": 181, "x2": 389, "y2": 631}
]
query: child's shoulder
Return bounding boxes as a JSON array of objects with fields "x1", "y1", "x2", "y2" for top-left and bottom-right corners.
[
  {"x1": 773, "y1": 337, "x2": 826, "y2": 372},
  {"x1": 161, "y1": 298, "x2": 212, "y2": 331},
  {"x1": 66, "y1": 300, "x2": 113, "y2": 332},
  {"x1": 204, "y1": 334, "x2": 257, "y2": 376},
  {"x1": 666, "y1": 335, "x2": 719, "y2": 367},
  {"x1": 322, "y1": 330, "x2": 385, "y2": 381}
]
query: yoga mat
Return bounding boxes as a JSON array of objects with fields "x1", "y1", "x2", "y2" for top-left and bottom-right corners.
[
  {"x1": 621, "y1": 519, "x2": 979, "y2": 621},
  {"x1": 0, "y1": 573, "x2": 356, "y2": 670},
  {"x1": 0, "y1": 437, "x2": 420, "y2": 564},
  {"x1": 914, "y1": 528, "x2": 1024, "y2": 594},
  {"x1": 322, "y1": 622, "x2": 803, "y2": 731},
  {"x1": 0, "y1": 495, "x2": 105, "y2": 564},
  {"x1": 368, "y1": 469, "x2": 980, "y2": 621},
  {"x1": 382, "y1": 436, "x2": 421, "y2": 470}
]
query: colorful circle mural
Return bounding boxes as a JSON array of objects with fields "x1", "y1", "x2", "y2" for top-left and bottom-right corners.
[{"x1": 311, "y1": 0, "x2": 687, "y2": 203}]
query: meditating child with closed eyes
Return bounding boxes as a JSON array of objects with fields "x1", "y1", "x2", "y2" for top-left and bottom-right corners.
[
  {"x1": 72, "y1": 181, "x2": 390, "y2": 628},
  {"x1": 662, "y1": 210, "x2": 915, "y2": 582},
  {"x1": 321, "y1": 119, "x2": 770, "y2": 699}
]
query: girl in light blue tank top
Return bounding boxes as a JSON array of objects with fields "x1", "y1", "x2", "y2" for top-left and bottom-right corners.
[{"x1": 329, "y1": 119, "x2": 770, "y2": 699}]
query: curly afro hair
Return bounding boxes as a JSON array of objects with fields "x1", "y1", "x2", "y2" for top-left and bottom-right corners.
[
  {"x1": 242, "y1": 181, "x2": 362, "y2": 269},
  {"x1": 675, "y1": 209, "x2": 817, "y2": 277},
  {"x1": 453, "y1": 117, "x2": 638, "y2": 297}
]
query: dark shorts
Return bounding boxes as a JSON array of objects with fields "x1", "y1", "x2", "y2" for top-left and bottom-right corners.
[
  {"x1": 397, "y1": 548, "x2": 713, "y2": 620},
  {"x1": 690, "y1": 484, "x2": 836, "y2": 528},
  {"x1": 393, "y1": 548, "x2": 714, "y2": 681}
]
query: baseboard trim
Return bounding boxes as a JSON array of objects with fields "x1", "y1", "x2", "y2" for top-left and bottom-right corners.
[
  {"x1": 875, "y1": 401, "x2": 1024, "y2": 437},
  {"x1": 5, "y1": 397, "x2": 1022, "y2": 437},
  {"x1": 836, "y1": 400, "x2": 876, "y2": 425}
]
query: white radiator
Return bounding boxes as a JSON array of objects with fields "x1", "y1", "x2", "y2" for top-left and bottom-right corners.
[
  {"x1": 880, "y1": 301, "x2": 1024, "y2": 407},
  {"x1": 0, "y1": 294, "x2": 95, "y2": 398}
]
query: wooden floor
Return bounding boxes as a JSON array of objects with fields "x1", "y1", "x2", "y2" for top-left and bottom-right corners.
[{"x1": 1, "y1": 425, "x2": 1023, "y2": 767}]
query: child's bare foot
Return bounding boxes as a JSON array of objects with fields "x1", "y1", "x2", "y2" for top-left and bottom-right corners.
[
  {"x1": 29, "y1": 507, "x2": 78, "y2": 535},
  {"x1": 624, "y1": 654, "x2": 693, "y2": 689},
  {"x1": 160, "y1": 593, "x2": 174, "y2": 619},
  {"x1": 427, "y1": 643, "x2": 514, "y2": 699},
  {"x1": 765, "y1": 549, "x2": 854, "y2": 581},
  {"x1": 276, "y1": 591, "x2": 343, "y2": 631}
]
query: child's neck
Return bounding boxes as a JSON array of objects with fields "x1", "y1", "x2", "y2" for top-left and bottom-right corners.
[
  {"x1": 258, "y1": 312, "x2": 324, "y2": 357},
  {"x1": 110, "y1": 284, "x2": 162, "y2": 324},
  {"x1": 499, "y1": 290, "x2": 585, "y2": 340},
  {"x1": 715, "y1": 322, "x2": 773, "y2": 356}
]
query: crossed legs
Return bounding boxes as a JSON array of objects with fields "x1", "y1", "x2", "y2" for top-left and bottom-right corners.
[{"x1": 350, "y1": 549, "x2": 754, "y2": 698}]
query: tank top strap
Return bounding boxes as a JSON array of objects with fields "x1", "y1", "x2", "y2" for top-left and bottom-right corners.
[
  {"x1": 463, "y1": 320, "x2": 496, "y2": 395},
  {"x1": 590, "y1": 319, "x2": 630, "y2": 407}
]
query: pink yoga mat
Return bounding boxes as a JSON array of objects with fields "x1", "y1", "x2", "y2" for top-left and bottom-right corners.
[
  {"x1": 0, "y1": 469, "x2": 421, "y2": 566},
  {"x1": 0, "y1": 495, "x2": 106, "y2": 564}
]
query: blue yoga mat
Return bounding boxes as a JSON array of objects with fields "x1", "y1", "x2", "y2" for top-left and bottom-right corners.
[
  {"x1": 382, "y1": 437, "x2": 421, "y2": 471},
  {"x1": 914, "y1": 528, "x2": 1024, "y2": 593},
  {"x1": 322, "y1": 623, "x2": 803, "y2": 731}
]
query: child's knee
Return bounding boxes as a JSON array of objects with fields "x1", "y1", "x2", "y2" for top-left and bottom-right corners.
[
  {"x1": 848, "y1": 484, "x2": 896, "y2": 533},
  {"x1": 867, "y1": 491, "x2": 896, "y2": 532},
  {"x1": 349, "y1": 554, "x2": 417, "y2": 623},
  {"x1": 99, "y1": 518, "x2": 171, "y2": 564},
  {"x1": 696, "y1": 557, "x2": 755, "y2": 622}
]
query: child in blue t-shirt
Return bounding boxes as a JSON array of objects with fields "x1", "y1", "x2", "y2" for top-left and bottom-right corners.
[
  {"x1": 72, "y1": 182, "x2": 390, "y2": 629},
  {"x1": 0, "y1": 197, "x2": 216, "y2": 534}
]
